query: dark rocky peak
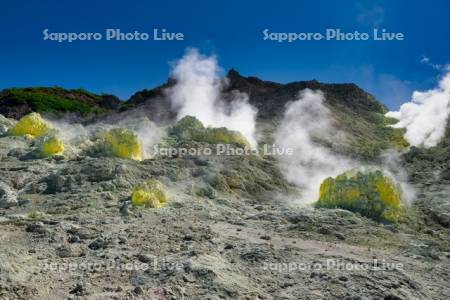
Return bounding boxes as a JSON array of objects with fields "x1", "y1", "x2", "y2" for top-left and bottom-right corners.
[
  {"x1": 224, "y1": 69, "x2": 387, "y2": 118},
  {"x1": 99, "y1": 94, "x2": 121, "y2": 110},
  {"x1": 121, "y1": 79, "x2": 175, "y2": 123},
  {"x1": 126, "y1": 78, "x2": 176, "y2": 107},
  {"x1": 0, "y1": 70, "x2": 387, "y2": 123},
  {"x1": 226, "y1": 69, "x2": 282, "y2": 94}
]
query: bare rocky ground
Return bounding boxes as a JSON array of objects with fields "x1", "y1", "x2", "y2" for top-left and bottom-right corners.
[{"x1": 1, "y1": 134, "x2": 450, "y2": 300}]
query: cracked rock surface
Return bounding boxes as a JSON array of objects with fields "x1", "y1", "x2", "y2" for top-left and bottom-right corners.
[{"x1": 0, "y1": 130, "x2": 449, "y2": 299}]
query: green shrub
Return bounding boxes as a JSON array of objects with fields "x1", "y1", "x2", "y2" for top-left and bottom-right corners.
[
  {"x1": 330, "y1": 106, "x2": 409, "y2": 160},
  {"x1": 3, "y1": 88, "x2": 101, "y2": 114}
]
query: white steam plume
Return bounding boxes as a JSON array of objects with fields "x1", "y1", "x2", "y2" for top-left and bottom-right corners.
[
  {"x1": 380, "y1": 150, "x2": 416, "y2": 204},
  {"x1": 52, "y1": 117, "x2": 164, "y2": 158},
  {"x1": 113, "y1": 117, "x2": 165, "y2": 157},
  {"x1": 386, "y1": 72, "x2": 450, "y2": 148},
  {"x1": 166, "y1": 48, "x2": 258, "y2": 147},
  {"x1": 275, "y1": 89, "x2": 355, "y2": 203}
]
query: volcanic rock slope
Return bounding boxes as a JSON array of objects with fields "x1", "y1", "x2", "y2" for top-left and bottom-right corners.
[{"x1": 0, "y1": 72, "x2": 449, "y2": 299}]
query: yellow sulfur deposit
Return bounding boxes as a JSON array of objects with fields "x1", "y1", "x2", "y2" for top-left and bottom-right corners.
[
  {"x1": 201, "y1": 127, "x2": 251, "y2": 149},
  {"x1": 99, "y1": 128, "x2": 143, "y2": 161},
  {"x1": 41, "y1": 136, "x2": 65, "y2": 157},
  {"x1": 316, "y1": 170, "x2": 405, "y2": 222},
  {"x1": 9, "y1": 112, "x2": 52, "y2": 138},
  {"x1": 171, "y1": 116, "x2": 251, "y2": 149},
  {"x1": 131, "y1": 179, "x2": 169, "y2": 208}
]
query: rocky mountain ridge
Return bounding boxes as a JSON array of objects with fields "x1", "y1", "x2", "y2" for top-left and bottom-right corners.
[{"x1": 1, "y1": 69, "x2": 385, "y2": 121}]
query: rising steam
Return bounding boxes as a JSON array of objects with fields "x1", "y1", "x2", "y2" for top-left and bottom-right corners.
[
  {"x1": 47, "y1": 48, "x2": 258, "y2": 158},
  {"x1": 52, "y1": 117, "x2": 164, "y2": 158},
  {"x1": 386, "y1": 72, "x2": 450, "y2": 148},
  {"x1": 166, "y1": 48, "x2": 258, "y2": 147},
  {"x1": 275, "y1": 89, "x2": 355, "y2": 203}
]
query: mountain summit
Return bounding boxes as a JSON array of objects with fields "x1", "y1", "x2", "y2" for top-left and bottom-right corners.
[
  {"x1": 225, "y1": 69, "x2": 387, "y2": 118},
  {"x1": 0, "y1": 70, "x2": 385, "y2": 121}
]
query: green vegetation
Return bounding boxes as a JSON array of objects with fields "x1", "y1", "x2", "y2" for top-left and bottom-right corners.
[
  {"x1": 329, "y1": 106, "x2": 409, "y2": 160},
  {"x1": 170, "y1": 116, "x2": 250, "y2": 148},
  {"x1": 316, "y1": 170, "x2": 406, "y2": 222},
  {"x1": 118, "y1": 101, "x2": 135, "y2": 111},
  {"x1": 1, "y1": 87, "x2": 104, "y2": 115},
  {"x1": 71, "y1": 88, "x2": 102, "y2": 101}
]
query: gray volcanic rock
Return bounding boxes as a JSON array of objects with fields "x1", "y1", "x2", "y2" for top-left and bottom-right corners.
[
  {"x1": 0, "y1": 74, "x2": 449, "y2": 298},
  {"x1": 0, "y1": 114, "x2": 16, "y2": 136},
  {"x1": 0, "y1": 181, "x2": 18, "y2": 208},
  {"x1": 0, "y1": 130, "x2": 448, "y2": 299}
]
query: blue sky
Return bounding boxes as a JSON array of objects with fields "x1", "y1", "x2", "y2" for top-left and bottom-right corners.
[{"x1": 0, "y1": 0, "x2": 449, "y2": 109}]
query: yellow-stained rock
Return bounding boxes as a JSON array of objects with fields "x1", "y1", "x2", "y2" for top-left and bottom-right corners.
[
  {"x1": 9, "y1": 112, "x2": 52, "y2": 138},
  {"x1": 131, "y1": 179, "x2": 169, "y2": 208},
  {"x1": 316, "y1": 170, "x2": 405, "y2": 222},
  {"x1": 41, "y1": 136, "x2": 65, "y2": 157},
  {"x1": 99, "y1": 128, "x2": 143, "y2": 161},
  {"x1": 171, "y1": 116, "x2": 251, "y2": 149}
]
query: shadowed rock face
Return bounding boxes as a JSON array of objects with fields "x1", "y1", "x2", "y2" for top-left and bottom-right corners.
[
  {"x1": 0, "y1": 70, "x2": 386, "y2": 126},
  {"x1": 120, "y1": 79, "x2": 175, "y2": 121},
  {"x1": 0, "y1": 100, "x2": 33, "y2": 120},
  {"x1": 120, "y1": 69, "x2": 386, "y2": 122},
  {"x1": 225, "y1": 69, "x2": 387, "y2": 119}
]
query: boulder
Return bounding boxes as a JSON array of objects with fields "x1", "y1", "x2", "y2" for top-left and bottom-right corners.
[{"x1": 0, "y1": 181, "x2": 18, "y2": 208}]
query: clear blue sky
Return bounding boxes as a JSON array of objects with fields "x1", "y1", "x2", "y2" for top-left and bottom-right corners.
[{"x1": 0, "y1": 0, "x2": 449, "y2": 109}]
